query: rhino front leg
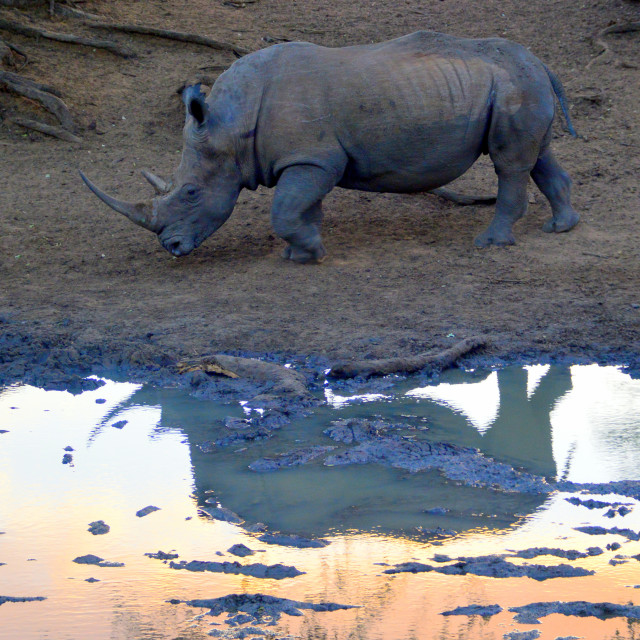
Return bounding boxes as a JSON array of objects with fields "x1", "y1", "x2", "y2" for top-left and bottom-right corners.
[
  {"x1": 531, "y1": 149, "x2": 580, "y2": 233},
  {"x1": 474, "y1": 170, "x2": 529, "y2": 247},
  {"x1": 271, "y1": 164, "x2": 338, "y2": 264}
]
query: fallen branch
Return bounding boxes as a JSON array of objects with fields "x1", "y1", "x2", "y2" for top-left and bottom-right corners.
[
  {"x1": 86, "y1": 21, "x2": 250, "y2": 56},
  {"x1": 329, "y1": 336, "x2": 488, "y2": 379},
  {"x1": 8, "y1": 115, "x2": 82, "y2": 142},
  {"x1": 0, "y1": 70, "x2": 74, "y2": 129},
  {"x1": 587, "y1": 22, "x2": 640, "y2": 69},
  {"x1": 0, "y1": 17, "x2": 135, "y2": 58},
  {"x1": 430, "y1": 187, "x2": 496, "y2": 206},
  {"x1": 177, "y1": 354, "x2": 309, "y2": 397}
]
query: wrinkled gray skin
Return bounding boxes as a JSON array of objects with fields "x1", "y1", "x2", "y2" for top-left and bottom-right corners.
[{"x1": 81, "y1": 31, "x2": 580, "y2": 263}]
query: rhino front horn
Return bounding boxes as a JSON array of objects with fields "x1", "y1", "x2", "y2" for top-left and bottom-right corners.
[{"x1": 79, "y1": 170, "x2": 161, "y2": 233}]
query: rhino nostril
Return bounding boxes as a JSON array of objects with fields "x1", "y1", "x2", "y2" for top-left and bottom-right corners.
[{"x1": 166, "y1": 239, "x2": 182, "y2": 255}]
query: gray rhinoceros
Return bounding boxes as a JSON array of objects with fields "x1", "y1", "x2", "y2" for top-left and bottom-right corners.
[{"x1": 81, "y1": 31, "x2": 580, "y2": 263}]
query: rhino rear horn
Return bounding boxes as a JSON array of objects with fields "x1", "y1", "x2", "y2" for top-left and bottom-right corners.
[
  {"x1": 141, "y1": 169, "x2": 170, "y2": 194},
  {"x1": 79, "y1": 170, "x2": 160, "y2": 233}
]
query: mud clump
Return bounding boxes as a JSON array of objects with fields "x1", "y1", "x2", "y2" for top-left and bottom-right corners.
[
  {"x1": 441, "y1": 604, "x2": 503, "y2": 617},
  {"x1": 323, "y1": 418, "x2": 551, "y2": 493},
  {"x1": 257, "y1": 533, "x2": 331, "y2": 548},
  {"x1": 574, "y1": 525, "x2": 640, "y2": 541},
  {"x1": 509, "y1": 601, "x2": 640, "y2": 624},
  {"x1": 249, "y1": 446, "x2": 336, "y2": 472},
  {"x1": 87, "y1": 520, "x2": 110, "y2": 535},
  {"x1": 384, "y1": 554, "x2": 594, "y2": 580},
  {"x1": 200, "y1": 505, "x2": 244, "y2": 524},
  {"x1": 73, "y1": 554, "x2": 124, "y2": 568},
  {"x1": 169, "y1": 559, "x2": 304, "y2": 579},
  {"x1": 227, "y1": 544, "x2": 255, "y2": 557},
  {"x1": 0, "y1": 595, "x2": 46, "y2": 606},
  {"x1": 173, "y1": 592, "x2": 359, "y2": 625},
  {"x1": 145, "y1": 550, "x2": 179, "y2": 560}
]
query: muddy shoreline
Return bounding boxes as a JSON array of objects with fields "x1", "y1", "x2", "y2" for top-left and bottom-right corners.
[{"x1": 2, "y1": 320, "x2": 640, "y2": 397}]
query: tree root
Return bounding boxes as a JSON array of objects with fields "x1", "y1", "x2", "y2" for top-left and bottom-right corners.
[
  {"x1": 587, "y1": 22, "x2": 640, "y2": 70},
  {"x1": 0, "y1": 36, "x2": 28, "y2": 68},
  {"x1": 55, "y1": 5, "x2": 250, "y2": 56},
  {"x1": 328, "y1": 336, "x2": 488, "y2": 379},
  {"x1": 0, "y1": 70, "x2": 75, "y2": 130},
  {"x1": 430, "y1": 187, "x2": 496, "y2": 206},
  {"x1": 176, "y1": 354, "x2": 309, "y2": 397},
  {"x1": 8, "y1": 115, "x2": 81, "y2": 141},
  {"x1": 0, "y1": 17, "x2": 135, "y2": 58}
]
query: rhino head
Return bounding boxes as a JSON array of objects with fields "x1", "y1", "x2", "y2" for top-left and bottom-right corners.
[{"x1": 80, "y1": 84, "x2": 243, "y2": 257}]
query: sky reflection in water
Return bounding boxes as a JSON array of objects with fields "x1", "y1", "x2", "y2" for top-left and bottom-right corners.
[{"x1": 1, "y1": 364, "x2": 640, "y2": 639}]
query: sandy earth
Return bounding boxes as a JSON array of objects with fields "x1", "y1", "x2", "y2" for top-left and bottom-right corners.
[{"x1": 1, "y1": 0, "x2": 639, "y2": 385}]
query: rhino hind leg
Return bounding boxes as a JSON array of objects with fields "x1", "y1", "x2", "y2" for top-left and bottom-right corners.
[
  {"x1": 474, "y1": 170, "x2": 530, "y2": 248},
  {"x1": 530, "y1": 149, "x2": 580, "y2": 233},
  {"x1": 271, "y1": 164, "x2": 338, "y2": 264}
]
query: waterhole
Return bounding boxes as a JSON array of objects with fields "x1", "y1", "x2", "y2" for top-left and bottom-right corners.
[{"x1": 1, "y1": 364, "x2": 640, "y2": 639}]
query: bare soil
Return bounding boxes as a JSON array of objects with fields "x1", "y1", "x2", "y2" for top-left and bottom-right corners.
[{"x1": 1, "y1": 0, "x2": 639, "y2": 384}]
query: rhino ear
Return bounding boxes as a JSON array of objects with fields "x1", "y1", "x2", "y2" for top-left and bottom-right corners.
[{"x1": 183, "y1": 84, "x2": 208, "y2": 126}]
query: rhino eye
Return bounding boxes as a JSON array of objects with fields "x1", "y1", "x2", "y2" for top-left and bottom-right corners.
[{"x1": 183, "y1": 185, "x2": 199, "y2": 203}]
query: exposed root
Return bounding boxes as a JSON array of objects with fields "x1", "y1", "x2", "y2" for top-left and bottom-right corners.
[
  {"x1": 177, "y1": 354, "x2": 309, "y2": 397},
  {"x1": 0, "y1": 70, "x2": 75, "y2": 130},
  {"x1": 8, "y1": 115, "x2": 81, "y2": 141},
  {"x1": 586, "y1": 22, "x2": 640, "y2": 70},
  {"x1": 78, "y1": 17, "x2": 250, "y2": 56},
  {"x1": 0, "y1": 17, "x2": 135, "y2": 58},
  {"x1": 430, "y1": 187, "x2": 496, "y2": 206},
  {"x1": 329, "y1": 336, "x2": 488, "y2": 379},
  {"x1": 0, "y1": 36, "x2": 28, "y2": 68}
]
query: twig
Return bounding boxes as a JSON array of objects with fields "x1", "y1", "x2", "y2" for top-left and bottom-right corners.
[
  {"x1": 8, "y1": 116, "x2": 82, "y2": 142},
  {"x1": 329, "y1": 336, "x2": 488, "y2": 379},
  {"x1": 587, "y1": 22, "x2": 640, "y2": 69},
  {"x1": 86, "y1": 21, "x2": 250, "y2": 56},
  {"x1": 0, "y1": 18, "x2": 135, "y2": 58},
  {"x1": 430, "y1": 187, "x2": 496, "y2": 206}
]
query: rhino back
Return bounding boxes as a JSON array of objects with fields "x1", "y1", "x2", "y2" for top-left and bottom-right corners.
[{"x1": 248, "y1": 32, "x2": 548, "y2": 192}]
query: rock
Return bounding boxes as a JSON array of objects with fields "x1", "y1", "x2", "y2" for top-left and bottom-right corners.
[
  {"x1": 503, "y1": 631, "x2": 540, "y2": 640},
  {"x1": 136, "y1": 505, "x2": 161, "y2": 518},
  {"x1": 62, "y1": 453, "x2": 73, "y2": 464},
  {"x1": 112, "y1": 420, "x2": 128, "y2": 429}
]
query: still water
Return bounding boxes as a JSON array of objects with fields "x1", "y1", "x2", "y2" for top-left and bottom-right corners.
[{"x1": 1, "y1": 364, "x2": 640, "y2": 639}]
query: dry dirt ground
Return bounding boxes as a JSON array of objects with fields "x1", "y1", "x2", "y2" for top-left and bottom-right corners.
[{"x1": 1, "y1": 0, "x2": 639, "y2": 386}]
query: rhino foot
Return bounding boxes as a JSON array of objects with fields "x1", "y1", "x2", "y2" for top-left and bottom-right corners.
[
  {"x1": 474, "y1": 228, "x2": 516, "y2": 248},
  {"x1": 542, "y1": 210, "x2": 580, "y2": 233},
  {"x1": 283, "y1": 244, "x2": 326, "y2": 264}
]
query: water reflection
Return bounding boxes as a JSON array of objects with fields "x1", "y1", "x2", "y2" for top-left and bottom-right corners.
[{"x1": 1, "y1": 364, "x2": 640, "y2": 640}]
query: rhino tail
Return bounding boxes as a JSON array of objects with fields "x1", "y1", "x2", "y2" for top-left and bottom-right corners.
[{"x1": 543, "y1": 64, "x2": 578, "y2": 138}]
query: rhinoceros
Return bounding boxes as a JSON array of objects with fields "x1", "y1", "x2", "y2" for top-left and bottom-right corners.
[{"x1": 80, "y1": 31, "x2": 580, "y2": 263}]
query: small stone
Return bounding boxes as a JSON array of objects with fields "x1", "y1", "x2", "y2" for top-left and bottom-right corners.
[
  {"x1": 62, "y1": 453, "x2": 73, "y2": 464},
  {"x1": 95, "y1": 398, "x2": 106, "y2": 404},
  {"x1": 112, "y1": 420, "x2": 128, "y2": 429}
]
